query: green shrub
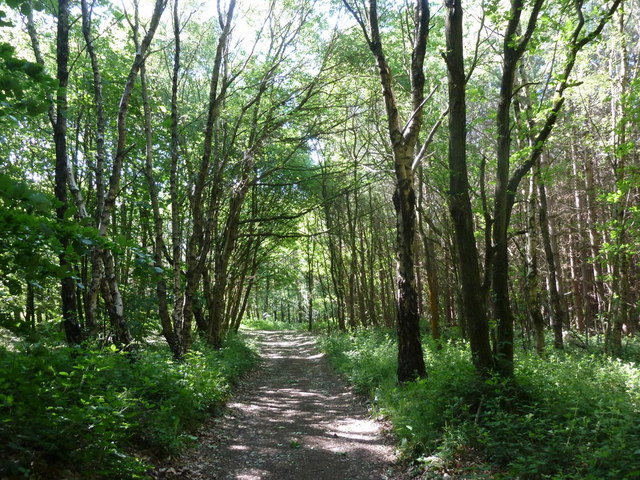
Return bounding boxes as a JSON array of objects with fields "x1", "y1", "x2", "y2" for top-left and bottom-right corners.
[
  {"x1": 318, "y1": 329, "x2": 397, "y2": 396},
  {"x1": 242, "y1": 317, "x2": 306, "y2": 331},
  {"x1": 0, "y1": 333, "x2": 258, "y2": 479},
  {"x1": 320, "y1": 329, "x2": 640, "y2": 479}
]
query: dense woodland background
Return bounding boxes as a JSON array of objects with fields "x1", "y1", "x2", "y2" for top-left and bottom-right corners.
[{"x1": 1, "y1": 0, "x2": 639, "y2": 478}]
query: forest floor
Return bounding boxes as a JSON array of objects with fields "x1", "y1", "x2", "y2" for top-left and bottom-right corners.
[{"x1": 151, "y1": 330, "x2": 406, "y2": 480}]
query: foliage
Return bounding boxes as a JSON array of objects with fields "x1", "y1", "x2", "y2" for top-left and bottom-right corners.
[
  {"x1": 242, "y1": 317, "x2": 307, "y2": 331},
  {"x1": 318, "y1": 329, "x2": 398, "y2": 397},
  {"x1": 0, "y1": 0, "x2": 52, "y2": 120},
  {"x1": 242, "y1": 316, "x2": 332, "y2": 332},
  {"x1": 0, "y1": 39, "x2": 53, "y2": 121},
  {"x1": 0, "y1": 334, "x2": 258, "y2": 479},
  {"x1": 320, "y1": 329, "x2": 640, "y2": 479}
]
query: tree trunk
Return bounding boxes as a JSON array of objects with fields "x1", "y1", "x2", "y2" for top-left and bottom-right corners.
[
  {"x1": 170, "y1": 0, "x2": 186, "y2": 356},
  {"x1": 419, "y1": 212, "x2": 441, "y2": 342},
  {"x1": 418, "y1": 165, "x2": 441, "y2": 341},
  {"x1": 583, "y1": 155, "x2": 607, "y2": 319},
  {"x1": 55, "y1": 0, "x2": 82, "y2": 344},
  {"x1": 570, "y1": 145, "x2": 594, "y2": 333},
  {"x1": 342, "y1": 0, "x2": 429, "y2": 382},
  {"x1": 444, "y1": 0, "x2": 492, "y2": 374},
  {"x1": 26, "y1": 282, "x2": 35, "y2": 331},
  {"x1": 491, "y1": 0, "x2": 544, "y2": 377},
  {"x1": 537, "y1": 167, "x2": 566, "y2": 349},
  {"x1": 206, "y1": 149, "x2": 251, "y2": 348},
  {"x1": 525, "y1": 173, "x2": 545, "y2": 354},
  {"x1": 101, "y1": 250, "x2": 131, "y2": 346},
  {"x1": 138, "y1": 23, "x2": 177, "y2": 355},
  {"x1": 394, "y1": 158, "x2": 426, "y2": 381},
  {"x1": 606, "y1": 7, "x2": 631, "y2": 357},
  {"x1": 513, "y1": 87, "x2": 545, "y2": 354},
  {"x1": 79, "y1": 0, "x2": 167, "y2": 345},
  {"x1": 182, "y1": 0, "x2": 235, "y2": 352}
]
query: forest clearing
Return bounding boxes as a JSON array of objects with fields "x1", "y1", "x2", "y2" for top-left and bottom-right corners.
[{"x1": 1, "y1": 0, "x2": 639, "y2": 478}]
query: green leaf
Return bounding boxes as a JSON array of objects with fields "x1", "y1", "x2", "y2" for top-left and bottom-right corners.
[
  {"x1": 6, "y1": 278, "x2": 22, "y2": 295},
  {"x1": 19, "y1": 2, "x2": 31, "y2": 16}
]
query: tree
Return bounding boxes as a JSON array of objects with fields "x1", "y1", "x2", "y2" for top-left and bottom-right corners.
[
  {"x1": 496, "y1": 0, "x2": 623, "y2": 371},
  {"x1": 342, "y1": 0, "x2": 429, "y2": 382},
  {"x1": 444, "y1": 0, "x2": 622, "y2": 377},
  {"x1": 54, "y1": 0, "x2": 82, "y2": 343},
  {"x1": 443, "y1": 0, "x2": 493, "y2": 374},
  {"x1": 78, "y1": 0, "x2": 168, "y2": 346}
]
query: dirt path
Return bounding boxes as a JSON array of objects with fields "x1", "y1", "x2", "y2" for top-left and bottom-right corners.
[{"x1": 154, "y1": 330, "x2": 400, "y2": 480}]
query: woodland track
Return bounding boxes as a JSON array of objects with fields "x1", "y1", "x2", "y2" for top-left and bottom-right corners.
[{"x1": 153, "y1": 330, "x2": 399, "y2": 480}]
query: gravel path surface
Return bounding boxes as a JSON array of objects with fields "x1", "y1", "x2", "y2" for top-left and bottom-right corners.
[{"x1": 153, "y1": 330, "x2": 400, "y2": 480}]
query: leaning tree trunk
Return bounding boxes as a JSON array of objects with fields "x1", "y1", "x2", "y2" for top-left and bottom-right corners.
[
  {"x1": 206, "y1": 160, "x2": 250, "y2": 349},
  {"x1": 182, "y1": 0, "x2": 235, "y2": 353}
]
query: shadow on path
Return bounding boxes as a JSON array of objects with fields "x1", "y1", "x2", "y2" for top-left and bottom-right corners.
[{"x1": 155, "y1": 330, "x2": 398, "y2": 480}]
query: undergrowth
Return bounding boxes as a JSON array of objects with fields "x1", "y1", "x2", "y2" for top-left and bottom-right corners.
[
  {"x1": 0, "y1": 334, "x2": 258, "y2": 479},
  {"x1": 319, "y1": 330, "x2": 640, "y2": 479},
  {"x1": 242, "y1": 317, "x2": 331, "y2": 332},
  {"x1": 242, "y1": 317, "x2": 306, "y2": 331}
]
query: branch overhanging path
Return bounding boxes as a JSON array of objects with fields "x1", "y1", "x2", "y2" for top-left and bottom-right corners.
[{"x1": 154, "y1": 330, "x2": 398, "y2": 479}]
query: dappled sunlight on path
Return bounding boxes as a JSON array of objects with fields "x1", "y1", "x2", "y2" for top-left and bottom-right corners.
[{"x1": 155, "y1": 330, "x2": 398, "y2": 480}]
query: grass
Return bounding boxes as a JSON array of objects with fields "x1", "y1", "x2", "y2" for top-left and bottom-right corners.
[
  {"x1": 0, "y1": 333, "x2": 259, "y2": 479},
  {"x1": 319, "y1": 329, "x2": 640, "y2": 479}
]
